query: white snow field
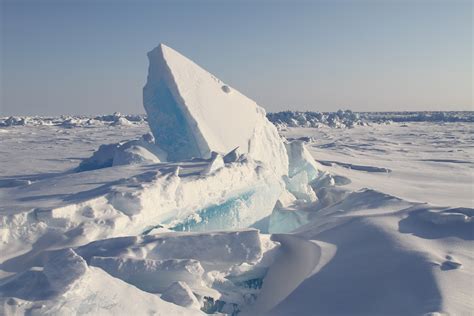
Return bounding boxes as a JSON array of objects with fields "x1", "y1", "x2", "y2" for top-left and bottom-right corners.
[{"x1": 1, "y1": 44, "x2": 473, "y2": 316}]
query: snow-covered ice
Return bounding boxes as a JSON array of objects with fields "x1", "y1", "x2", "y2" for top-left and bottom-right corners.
[{"x1": 0, "y1": 44, "x2": 473, "y2": 315}]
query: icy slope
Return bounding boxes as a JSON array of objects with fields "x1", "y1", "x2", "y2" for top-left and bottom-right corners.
[
  {"x1": 248, "y1": 193, "x2": 473, "y2": 316},
  {"x1": 244, "y1": 125, "x2": 473, "y2": 316},
  {"x1": 143, "y1": 44, "x2": 288, "y2": 176}
]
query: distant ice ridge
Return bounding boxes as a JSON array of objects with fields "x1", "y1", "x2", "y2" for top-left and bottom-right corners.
[
  {"x1": 359, "y1": 111, "x2": 474, "y2": 123},
  {"x1": 267, "y1": 110, "x2": 368, "y2": 129},
  {"x1": 2, "y1": 110, "x2": 472, "y2": 129},
  {"x1": 0, "y1": 112, "x2": 146, "y2": 128},
  {"x1": 267, "y1": 110, "x2": 474, "y2": 129}
]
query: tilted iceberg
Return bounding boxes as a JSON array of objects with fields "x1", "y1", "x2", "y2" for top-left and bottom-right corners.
[{"x1": 143, "y1": 44, "x2": 288, "y2": 176}]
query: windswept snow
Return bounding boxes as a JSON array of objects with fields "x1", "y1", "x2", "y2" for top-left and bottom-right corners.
[{"x1": 0, "y1": 44, "x2": 472, "y2": 315}]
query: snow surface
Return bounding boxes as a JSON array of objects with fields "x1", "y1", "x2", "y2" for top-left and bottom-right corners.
[{"x1": 1, "y1": 44, "x2": 472, "y2": 315}]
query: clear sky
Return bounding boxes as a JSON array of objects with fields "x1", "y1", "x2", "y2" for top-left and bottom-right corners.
[{"x1": 1, "y1": 0, "x2": 472, "y2": 115}]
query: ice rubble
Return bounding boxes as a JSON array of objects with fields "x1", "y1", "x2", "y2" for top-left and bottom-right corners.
[
  {"x1": 1, "y1": 108, "x2": 473, "y2": 314},
  {"x1": 267, "y1": 110, "x2": 474, "y2": 129},
  {"x1": 161, "y1": 281, "x2": 202, "y2": 310},
  {"x1": 0, "y1": 43, "x2": 334, "y2": 315},
  {"x1": 89, "y1": 257, "x2": 205, "y2": 293},
  {"x1": 267, "y1": 110, "x2": 368, "y2": 129},
  {"x1": 0, "y1": 43, "x2": 333, "y2": 315},
  {"x1": 1, "y1": 158, "x2": 283, "y2": 256},
  {"x1": 1, "y1": 44, "x2": 323, "y2": 260},
  {"x1": 0, "y1": 250, "x2": 204, "y2": 315},
  {"x1": 66, "y1": 43, "x2": 323, "y2": 237},
  {"x1": 76, "y1": 133, "x2": 166, "y2": 171},
  {"x1": 0, "y1": 229, "x2": 277, "y2": 315}
]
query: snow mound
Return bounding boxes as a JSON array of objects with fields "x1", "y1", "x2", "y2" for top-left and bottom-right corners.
[
  {"x1": 77, "y1": 229, "x2": 263, "y2": 268},
  {"x1": 419, "y1": 208, "x2": 473, "y2": 225},
  {"x1": 0, "y1": 266, "x2": 203, "y2": 316},
  {"x1": 90, "y1": 257, "x2": 204, "y2": 293},
  {"x1": 77, "y1": 133, "x2": 166, "y2": 171},
  {"x1": 283, "y1": 140, "x2": 325, "y2": 202},
  {"x1": 1, "y1": 157, "x2": 283, "y2": 258},
  {"x1": 143, "y1": 44, "x2": 288, "y2": 176},
  {"x1": 43, "y1": 248, "x2": 88, "y2": 292},
  {"x1": 161, "y1": 281, "x2": 201, "y2": 309}
]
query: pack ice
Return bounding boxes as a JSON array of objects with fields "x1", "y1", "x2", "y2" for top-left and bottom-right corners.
[
  {"x1": 0, "y1": 43, "x2": 319, "y2": 315},
  {"x1": 1, "y1": 44, "x2": 472, "y2": 315}
]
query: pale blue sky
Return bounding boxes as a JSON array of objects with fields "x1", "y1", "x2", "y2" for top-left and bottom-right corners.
[{"x1": 1, "y1": 0, "x2": 472, "y2": 115}]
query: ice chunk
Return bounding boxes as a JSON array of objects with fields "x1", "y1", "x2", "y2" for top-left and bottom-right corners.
[
  {"x1": 77, "y1": 134, "x2": 167, "y2": 171},
  {"x1": 90, "y1": 257, "x2": 204, "y2": 293},
  {"x1": 283, "y1": 141, "x2": 322, "y2": 202},
  {"x1": 285, "y1": 140, "x2": 320, "y2": 180},
  {"x1": 77, "y1": 143, "x2": 120, "y2": 171},
  {"x1": 315, "y1": 186, "x2": 351, "y2": 209},
  {"x1": 274, "y1": 190, "x2": 297, "y2": 209},
  {"x1": 168, "y1": 178, "x2": 282, "y2": 232},
  {"x1": 201, "y1": 152, "x2": 225, "y2": 175},
  {"x1": 112, "y1": 143, "x2": 160, "y2": 166},
  {"x1": 144, "y1": 229, "x2": 263, "y2": 267},
  {"x1": 43, "y1": 248, "x2": 88, "y2": 292},
  {"x1": 143, "y1": 44, "x2": 288, "y2": 176},
  {"x1": 161, "y1": 281, "x2": 201, "y2": 309},
  {"x1": 111, "y1": 116, "x2": 132, "y2": 126},
  {"x1": 223, "y1": 147, "x2": 243, "y2": 163},
  {"x1": 285, "y1": 171, "x2": 317, "y2": 202}
]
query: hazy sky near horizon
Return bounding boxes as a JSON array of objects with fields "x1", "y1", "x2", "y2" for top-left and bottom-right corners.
[{"x1": 1, "y1": 0, "x2": 472, "y2": 115}]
